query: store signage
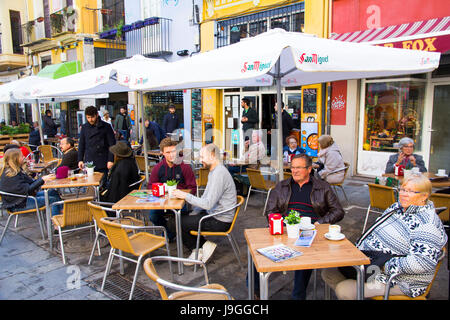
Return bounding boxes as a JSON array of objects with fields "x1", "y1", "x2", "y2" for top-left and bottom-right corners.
[
  {"x1": 376, "y1": 35, "x2": 450, "y2": 52},
  {"x1": 241, "y1": 61, "x2": 271, "y2": 73},
  {"x1": 330, "y1": 81, "x2": 347, "y2": 126},
  {"x1": 299, "y1": 53, "x2": 329, "y2": 65}
]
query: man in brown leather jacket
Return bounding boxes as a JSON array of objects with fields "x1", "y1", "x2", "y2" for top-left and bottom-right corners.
[{"x1": 264, "y1": 153, "x2": 345, "y2": 299}]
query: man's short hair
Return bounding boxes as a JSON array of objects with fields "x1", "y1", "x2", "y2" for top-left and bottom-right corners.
[
  {"x1": 242, "y1": 98, "x2": 250, "y2": 106},
  {"x1": 168, "y1": 104, "x2": 176, "y2": 109},
  {"x1": 291, "y1": 153, "x2": 312, "y2": 167},
  {"x1": 202, "y1": 143, "x2": 219, "y2": 159},
  {"x1": 85, "y1": 106, "x2": 98, "y2": 117},
  {"x1": 45, "y1": 109, "x2": 52, "y2": 115},
  {"x1": 64, "y1": 137, "x2": 75, "y2": 147},
  {"x1": 277, "y1": 101, "x2": 285, "y2": 108},
  {"x1": 159, "y1": 137, "x2": 179, "y2": 152}
]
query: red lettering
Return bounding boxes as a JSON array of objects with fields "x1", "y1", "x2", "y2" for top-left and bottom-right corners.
[
  {"x1": 312, "y1": 54, "x2": 318, "y2": 64},
  {"x1": 241, "y1": 62, "x2": 248, "y2": 73}
]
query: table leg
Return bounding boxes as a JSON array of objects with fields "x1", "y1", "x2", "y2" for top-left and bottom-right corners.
[
  {"x1": 259, "y1": 272, "x2": 272, "y2": 300},
  {"x1": 248, "y1": 247, "x2": 254, "y2": 300},
  {"x1": 353, "y1": 265, "x2": 365, "y2": 300},
  {"x1": 172, "y1": 209, "x2": 183, "y2": 275},
  {"x1": 116, "y1": 209, "x2": 125, "y2": 275},
  {"x1": 44, "y1": 189, "x2": 53, "y2": 250}
]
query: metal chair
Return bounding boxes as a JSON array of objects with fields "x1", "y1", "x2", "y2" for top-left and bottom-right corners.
[
  {"x1": 326, "y1": 162, "x2": 350, "y2": 206},
  {"x1": 129, "y1": 175, "x2": 146, "y2": 190},
  {"x1": 196, "y1": 167, "x2": 209, "y2": 197},
  {"x1": 0, "y1": 191, "x2": 46, "y2": 245},
  {"x1": 135, "y1": 156, "x2": 153, "y2": 176},
  {"x1": 245, "y1": 168, "x2": 276, "y2": 215},
  {"x1": 100, "y1": 216, "x2": 172, "y2": 300},
  {"x1": 143, "y1": 256, "x2": 233, "y2": 300},
  {"x1": 38, "y1": 144, "x2": 63, "y2": 163},
  {"x1": 51, "y1": 197, "x2": 94, "y2": 264},
  {"x1": 362, "y1": 183, "x2": 396, "y2": 234},
  {"x1": 190, "y1": 196, "x2": 245, "y2": 272},
  {"x1": 371, "y1": 247, "x2": 447, "y2": 300}
]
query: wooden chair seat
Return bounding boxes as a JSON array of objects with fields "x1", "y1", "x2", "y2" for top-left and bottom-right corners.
[
  {"x1": 129, "y1": 233, "x2": 166, "y2": 256},
  {"x1": 170, "y1": 284, "x2": 232, "y2": 300},
  {"x1": 8, "y1": 206, "x2": 46, "y2": 215}
]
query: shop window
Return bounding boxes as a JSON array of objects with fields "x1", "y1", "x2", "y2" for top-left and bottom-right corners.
[{"x1": 363, "y1": 81, "x2": 426, "y2": 152}]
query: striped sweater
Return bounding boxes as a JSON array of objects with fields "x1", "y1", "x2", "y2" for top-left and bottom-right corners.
[{"x1": 358, "y1": 201, "x2": 447, "y2": 298}]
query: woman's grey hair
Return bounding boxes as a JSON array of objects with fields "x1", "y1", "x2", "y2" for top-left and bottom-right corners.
[{"x1": 398, "y1": 137, "x2": 414, "y2": 150}]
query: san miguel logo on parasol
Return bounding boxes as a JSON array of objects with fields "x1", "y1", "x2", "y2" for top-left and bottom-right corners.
[
  {"x1": 299, "y1": 52, "x2": 329, "y2": 65},
  {"x1": 241, "y1": 60, "x2": 272, "y2": 73}
]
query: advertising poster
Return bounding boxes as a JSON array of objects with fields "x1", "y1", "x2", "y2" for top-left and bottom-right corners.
[
  {"x1": 127, "y1": 104, "x2": 135, "y2": 125},
  {"x1": 330, "y1": 81, "x2": 347, "y2": 125},
  {"x1": 300, "y1": 122, "x2": 318, "y2": 157}
]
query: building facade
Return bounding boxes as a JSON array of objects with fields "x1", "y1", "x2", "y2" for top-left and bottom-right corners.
[{"x1": 329, "y1": 0, "x2": 450, "y2": 177}]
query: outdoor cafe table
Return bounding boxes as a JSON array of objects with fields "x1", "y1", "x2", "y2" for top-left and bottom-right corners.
[
  {"x1": 28, "y1": 159, "x2": 59, "y2": 175},
  {"x1": 382, "y1": 172, "x2": 450, "y2": 189},
  {"x1": 112, "y1": 189, "x2": 189, "y2": 275},
  {"x1": 41, "y1": 172, "x2": 103, "y2": 250},
  {"x1": 245, "y1": 225, "x2": 370, "y2": 300}
]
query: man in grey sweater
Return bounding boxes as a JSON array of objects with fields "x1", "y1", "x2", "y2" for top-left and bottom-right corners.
[{"x1": 172, "y1": 143, "x2": 237, "y2": 264}]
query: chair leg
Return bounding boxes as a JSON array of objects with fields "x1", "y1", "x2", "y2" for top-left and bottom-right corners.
[
  {"x1": 14, "y1": 215, "x2": 19, "y2": 228},
  {"x1": 244, "y1": 186, "x2": 252, "y2": 212},
  {"x1": 129, "y1": 256, "x2": 143, "y2": 300},
  {"x1": 313, "y1": 269, "x2": 317, "y2": 300},
  {"x1": 101, "y1": 248, "x2": 115, "y2": 292},
  {"x1": 164, "y1": 239, "x2": 173, "y2": 281},
  {"x1": 362, "y1": 205, "x2": 371, "y2": 234},
  {"x1": 36, "y1": 210, "x2": 45, "y2": 241},
  {"x1": 263, "y1": 189, "x2": 271, "y2": 216},
  {"x1": 58, "y1": 227, "x2": 66, "y2": 265},
  {"x1": 194, "y1": 231, "x2": 202, "y2": 273},
  {"x1": 88, "y1": 229, "x2": 101, "y2": 265},
  {"x1": 227, "y1": 234, "x2": 243, "y2": 269},
  {"x1": 324, "y1": 283, "x2": 331, "y2": 300},
  {"x1": 0, "y1": 214, "x2": 14, "y2": 245},
  {"x1": 339, "y1": 186, "x2": 349, "y2": 206}
]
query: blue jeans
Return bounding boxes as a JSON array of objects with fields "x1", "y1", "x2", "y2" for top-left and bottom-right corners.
[
  {"x1": 12, "y1": 189, "x2": 62, "y2": 216},
  {"x1": 147, "y1": 204, "x2": 188, "y2": 240}
]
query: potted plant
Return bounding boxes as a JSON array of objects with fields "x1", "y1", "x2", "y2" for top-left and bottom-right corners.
[
  {"x1": 165, "y1": 179, "x2": 178, "y2": 197},
  {"x1": 285, "y1": 210, "x2": 301, "y2": 239},
  {"x1": 85, "y1": 161, "x2": 95, "y2": 176}
]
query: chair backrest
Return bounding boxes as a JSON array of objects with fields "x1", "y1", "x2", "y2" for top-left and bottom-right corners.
[
  {"x1": 87, "y1": 202, "x2": 109, "y2": 231},
  {"x1": 62, "y1": 197, "x2": 94, "y2": 227},
  {"x1": 343, "y1": 162, "x2": 350, "y2": 178},
  {"x1": 197, "y1": 168, "x2": 209, "y2": 187},
  {"x1": 100, "y1": 217, "x2": 135, "y2": 254},
  {"x1": 246, "y1": 168, "x2": 267, "y2": 190},
  {"x1": 135, "y1": 155, "x2": 146, "y2": 172},
  {"x1": 38, "y1": 145, "x2": 56, "y2": 162},
  {"x1": 367, "y1": 183, "x2": 396, "y2": 211},
  {"x1": 226, "y1": 196, "x2": 245, "y2": 233},
  {"x1": 284, "y1": 171, "x2": 292, "y2": 180},
  {"x1": 429, "y1": 193, "x2": 450, "y2": 222}
]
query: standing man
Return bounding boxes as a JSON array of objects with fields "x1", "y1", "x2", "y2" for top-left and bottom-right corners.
[
  {"x1": 163, "y1": 104, "x2": 180, "y2": 137},
  {"x1": 114, "y1": 106, "x2": 132, "y2": 141},
  {"x1": 78, "y1": 106, "x2": 116, "y2": 174},
  {"x1": 43, "y1": 110, "x2": 60, "y2": 138},
  {"x1": 147, "y1": 137, "x2": 197, "y2": 241},
  {"x1": 172, "y1": 143, "x2": 237, "y2": 264},
  {"x1": 241, "y1": 98, "x2": 258, "y2": 142},
  {"x1": 264, "y1": 154, "x2": 345, "y2": 299}
]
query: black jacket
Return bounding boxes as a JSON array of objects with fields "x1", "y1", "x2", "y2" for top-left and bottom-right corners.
[
  {"x1": 57, "y1": 148, "x2": 79, "y2": 171},
  {"x1": 241, "y1": 107, "x2": 258, "y2": 132},
  {"x1": 29, "y1": 128, "x2": 41, "y2": 148},
  {"x1": 78, "y1": 119, "x2": 116, "y2": 171},
  {"x1": 265, "y1": 175, "x2": 345, "y2": 225},
  {"x1": 43, "y1": 115, "x2": 59, "y2": 137},
  {"x1": 0, "y1": 170, "x2": 44, "y2": 210},
  {"x1": 100, "y1": 157, "x2": 140, "y2": 203},
  {"x1": 163, "y1": 112, "x2": 179, "y2": 134},
  {"x1": 273, "y1": 110, "x2": 294, "y2": 143}
]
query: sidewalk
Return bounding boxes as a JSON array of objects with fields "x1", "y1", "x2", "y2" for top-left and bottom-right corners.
[{"x1": 0, "y1": 176, "x2": 448, "y2": 300}]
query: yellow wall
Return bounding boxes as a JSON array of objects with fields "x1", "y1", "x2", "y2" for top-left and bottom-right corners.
[{"x1": 0, "y1": 0, "x2": 28, "y2": 55}]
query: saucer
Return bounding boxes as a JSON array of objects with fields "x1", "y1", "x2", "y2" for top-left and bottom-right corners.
[
  {"x1": 435, "y1": 173, "x2": 448, "y2": 177},
  {"x1": 324, "y1": 232, "x2": 345, "y2": 241},
  {"x1": 299, "y1": 224, "x2": 315, "y2": 231}
]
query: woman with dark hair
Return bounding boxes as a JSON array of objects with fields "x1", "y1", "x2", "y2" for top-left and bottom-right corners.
[{"x1": 99, "y1": 141, "x2": 140, "y2": 204}]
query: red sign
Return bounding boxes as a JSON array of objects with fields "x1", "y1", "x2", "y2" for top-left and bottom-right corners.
[{"x1": 330, "y1": 81, "x2": 347, "y2": 126}]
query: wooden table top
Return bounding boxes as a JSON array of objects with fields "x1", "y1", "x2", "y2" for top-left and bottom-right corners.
[
  {"x1": 41, "y1": 172, "x2": 103, "y2": 189},
  {"x1": 28, "y1": 160, "x2": 58, "y2": 173},
  {"x1": 245, "y1": 225, "x2": 370, "y2": 273},
  {"x1": 112, "y1": 189, "x2": 187, "y2": 211},
  {"x1": 383, "y1": 172, "x2": 450, "y2": 188}
]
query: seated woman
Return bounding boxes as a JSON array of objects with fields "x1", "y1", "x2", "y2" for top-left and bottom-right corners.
[
  {"x1": 0, "y1": 148, "x2": 62, "y2": 216},
  {"x1": 99, "y1": 141, "x2": 140, "y2": 206},
  {"x1": 283, "y1": 135, "x2": 306, "y2": 160},
  {"x1": 313, "y1": 135, "x2": 346, "y2": 184},
  {"x1": 385, "y1": 137, "x2": 427, "y2": 173},
  {"x1": 321, "y1": 174, "x2": 447, "y2": 299}
]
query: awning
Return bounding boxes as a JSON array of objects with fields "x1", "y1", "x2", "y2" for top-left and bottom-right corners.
[
  {"x1": 37, "y1": 60, "x2": 82, "y2": 79},
  {"x1": 329, "y1": 16, "x2": 450, "y2": 53}
]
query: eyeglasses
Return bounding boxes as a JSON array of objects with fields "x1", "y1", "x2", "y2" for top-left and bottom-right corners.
[
  {"x1": 399, "y1": 188, "x2": 422, "y2": 195},
  {"x1": 291, "y1": 166, "x2": 310, "y2": 170},
  {"x1": 402, "y1": 145, "x2": 414, "y2": 149}
]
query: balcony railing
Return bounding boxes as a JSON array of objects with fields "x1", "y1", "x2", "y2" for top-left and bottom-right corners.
[
  {"x1": 21, "y1": 19, "x2": 47, "y2": 45},
  {"x1": 50, "y1": 6, "x2": 77, "y2": 37},
  {"x1": 99, "y1": 17, "x2": 172, "y2": 58}
]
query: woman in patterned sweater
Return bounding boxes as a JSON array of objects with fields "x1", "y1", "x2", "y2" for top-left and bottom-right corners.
[{"x1": 322, "y1": 174, "x2": 447, "y2": 299}]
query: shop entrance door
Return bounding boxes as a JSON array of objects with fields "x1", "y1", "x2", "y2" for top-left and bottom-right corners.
[{"x1": 429, "y1": 83, "x2": 450, "y2": 173}]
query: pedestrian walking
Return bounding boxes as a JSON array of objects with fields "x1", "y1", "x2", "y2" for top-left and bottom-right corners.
[
  {"x1": 163, "y1": 104, "x2": 180, "y2": 136},
  {"x1": 241, "y1": 98, "x2": 258, "y2": 142},
  {"x1": 113, "y1": 106, "x2": 132, "y2": 141}
]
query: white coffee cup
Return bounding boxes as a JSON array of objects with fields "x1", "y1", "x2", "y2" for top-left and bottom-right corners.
[
  {"x1": 412, "y1": 167, "x2": 420, "y2": 174},
  {"x1": 300, "y1": 217, "x2": 312, "y2": 227},
  {"x1": 329, "y1": 225, "x2": 341, "y2": 236},
  {"x1": 438, "y1": 169, "x2": 447, "y2": 176}
]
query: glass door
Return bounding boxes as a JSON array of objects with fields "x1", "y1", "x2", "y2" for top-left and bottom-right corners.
[{"x1": 429, "y1": 84, "x2": 450, "y2": 174}]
